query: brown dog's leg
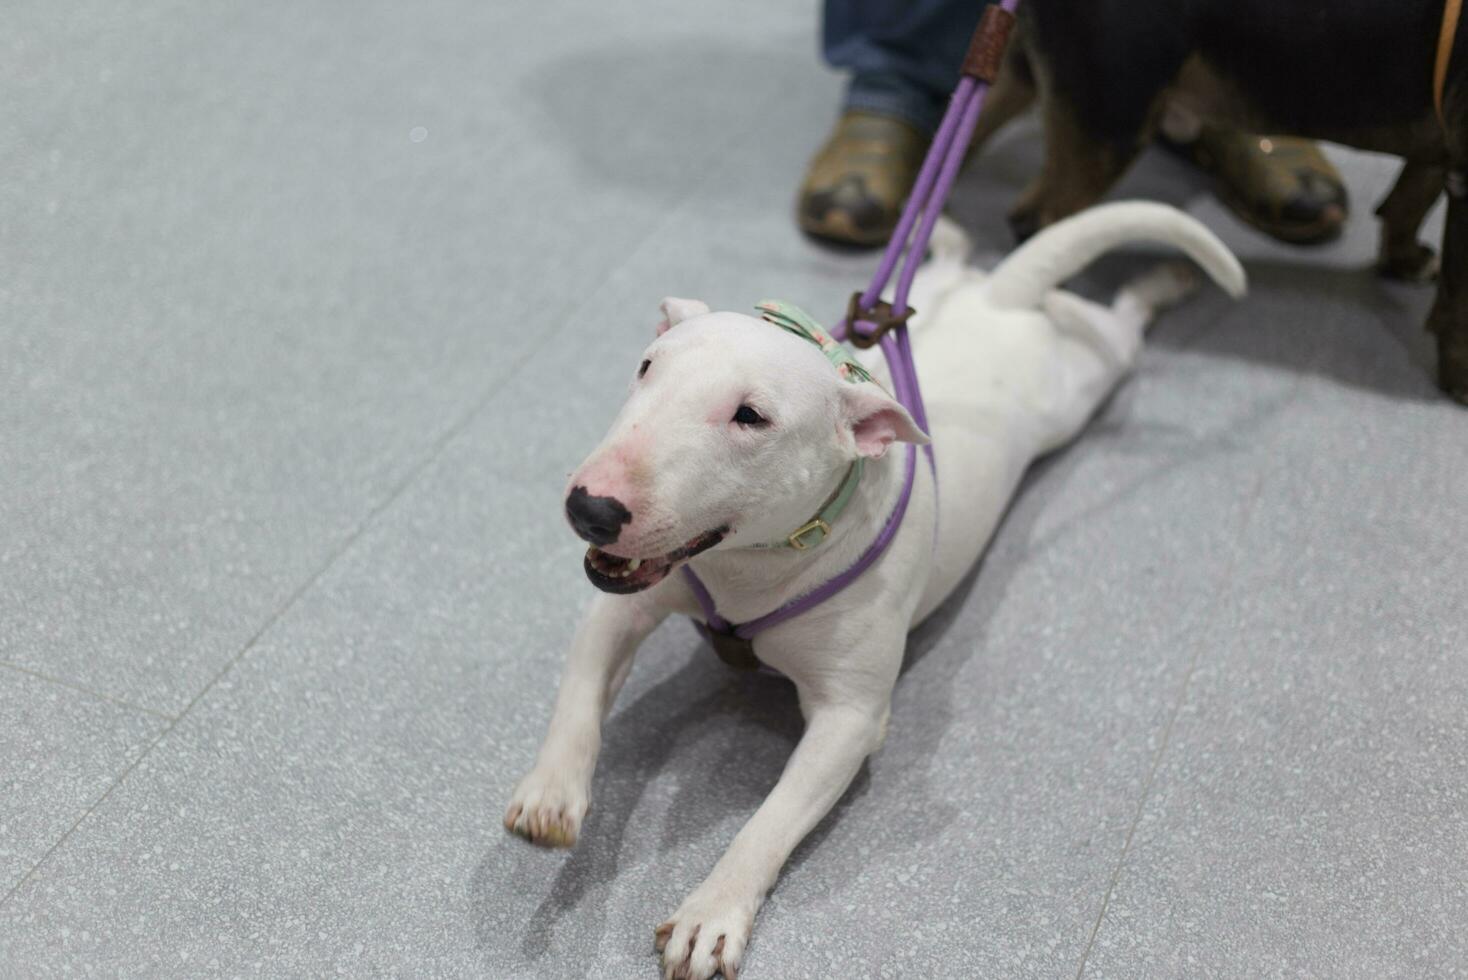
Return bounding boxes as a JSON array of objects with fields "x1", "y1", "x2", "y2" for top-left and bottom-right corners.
[
  {"x1": 1433, "y1": 181, "x2": 1468, "y2": 403},
  {"x1": 1008, "y1": 96, "x2": 1151, "y2": 241},
  {"x1": 1375, "y1": 160, "x2": 1446, "y2": 282}
]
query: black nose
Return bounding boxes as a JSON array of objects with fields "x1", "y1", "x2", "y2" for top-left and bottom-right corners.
[{"x1": 565, "y1": 486, "x2": 632, "y2": 546}]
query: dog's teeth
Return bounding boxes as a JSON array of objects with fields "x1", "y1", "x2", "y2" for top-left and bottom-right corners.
[{"x1": 627, "y1": 559, "x2": 641, "y2": 571}]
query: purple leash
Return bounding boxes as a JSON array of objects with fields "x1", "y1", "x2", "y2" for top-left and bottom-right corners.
[
  {"x1": 684, "y1": 2, "x2": 1020, "y2": 669},
  {"x1": 686, "y1": 443, "x2": 918, "y2": 642}
]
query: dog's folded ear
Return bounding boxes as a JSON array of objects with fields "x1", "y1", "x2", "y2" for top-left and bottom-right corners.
[
  {"x1": 839, "y1": 383, "x2": 930, "y2": 459},
  {"x1": 656, "y1": 297, "x2": 711, "y2": 336}
]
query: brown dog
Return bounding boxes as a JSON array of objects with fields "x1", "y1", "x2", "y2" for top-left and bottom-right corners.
[{"x1": 969, "y1": 0, "x2": 1468, "y2": 402}]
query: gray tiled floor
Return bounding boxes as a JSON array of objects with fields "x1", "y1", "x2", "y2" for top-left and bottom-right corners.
[
  {"x1": 3, "y1": 1, "x2": 1465, "y2": 977},
  {"x1": 0, "y1": 670, "x2": 166, "y2": 895}
]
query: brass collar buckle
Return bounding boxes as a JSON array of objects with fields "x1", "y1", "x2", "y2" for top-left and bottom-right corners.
[{"x1": 787, "y1": 518, "x2": 831, "y2": 550}]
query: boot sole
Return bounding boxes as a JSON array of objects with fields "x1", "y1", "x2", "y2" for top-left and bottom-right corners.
[{"x1": 796, "y1": 208, "x2": 894, "y2": 249}]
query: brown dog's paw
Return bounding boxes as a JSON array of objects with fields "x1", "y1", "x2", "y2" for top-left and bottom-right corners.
[
  {"x1": 1438, "y1": 336, "x2": 1468, "y2": 407},
  {"x1": 1377, "y1": 242, "x2": 1439, "y2": 283},
  {"x1": 1440, "y1": 376, "x2": 1468, "y2": 407}
]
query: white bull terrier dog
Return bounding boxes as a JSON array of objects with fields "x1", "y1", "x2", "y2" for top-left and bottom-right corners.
[{"x1": 506, "y1": 201, "x2": 1245, "y2": 980}]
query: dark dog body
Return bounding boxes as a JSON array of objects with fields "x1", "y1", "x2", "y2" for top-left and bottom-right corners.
[{"x1": 971, "y1": 0, "x2": 1468, "y2": 400}]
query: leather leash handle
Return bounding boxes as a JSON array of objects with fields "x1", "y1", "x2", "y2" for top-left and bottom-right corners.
[
  {"x1": 1437, "y1": 0, "x2": 1463, "y2": 126},
  {"x1": 961, "y1": 5, "x2": 1018, "y2": 82}
]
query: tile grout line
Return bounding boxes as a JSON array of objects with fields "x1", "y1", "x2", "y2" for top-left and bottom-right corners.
[
  {"x1": 0, "y1": 660, "x2": 175, "y2": 722},
  {"x1": 0, "y1": 88, "x2": 791, "y2": 912},
  {"x1": 1073, "y1": 454, "x2": 1277, "y2": 979}
]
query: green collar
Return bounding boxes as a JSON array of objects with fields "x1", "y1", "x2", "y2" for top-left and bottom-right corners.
[
  {"x1": 756, "y1": 300, "x2": 875, "y2": 385},
  {"x1": 759, "y1": 458, "x2": 866, "y2": 550},
  {"x1": 754, "y1": 300, "x2": 870, "y2": 550}
]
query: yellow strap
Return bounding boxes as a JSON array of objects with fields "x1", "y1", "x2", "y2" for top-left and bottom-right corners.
[{"x1": 1438, "y1": 0, "x2": 1464, "y2": 126}]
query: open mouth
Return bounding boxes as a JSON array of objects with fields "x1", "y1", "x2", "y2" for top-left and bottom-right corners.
[{"x1": 583, "y1": 527, "x2": 728, "y2": 595}]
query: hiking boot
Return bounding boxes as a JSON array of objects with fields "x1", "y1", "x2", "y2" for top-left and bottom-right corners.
[
  {"x1": 797, "y1": 110, "x2": 929, "y2": 247},
  {"x1": 1163, "y1": 125, "x2": 1349, "y2": 245}
]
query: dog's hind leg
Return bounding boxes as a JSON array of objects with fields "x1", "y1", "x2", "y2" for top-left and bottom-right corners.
[
  {"x1": 1032, "y1": 263, "x2": 1201, "y2": 451},
  {"x1": 1110, "y1": 260, "x2": 1204, "y2": 337},
  {"x1": 1431, "y1": 98, "x2": 1468, "y2": 402},
  {"x1": 1433, "y1": 185, "x2": 1468, "y2": 403},
  {"x1": 1028, "y1": 292, "x2": 1144, "y2": 452},
  {"x1": 1376, "y1": 160, "x2": 1446, "y2": 282}
]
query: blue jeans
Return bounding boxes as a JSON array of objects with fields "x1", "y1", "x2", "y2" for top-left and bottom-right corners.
[{"x1": 823, "y1": 0, "x2": 990, "y2": 134}]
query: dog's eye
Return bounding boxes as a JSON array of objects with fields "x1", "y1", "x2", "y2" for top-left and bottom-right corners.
[
  {"x1": 638, "y1": 359, "x2": 651, "y2": 378},
  {"x1": 732, "y1": 404, "x2": 768, "y2": 427}
]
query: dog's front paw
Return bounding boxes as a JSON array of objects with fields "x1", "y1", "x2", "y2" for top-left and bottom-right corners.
[
  {"x1": 503, "y1": 768, "x2": 588, "y2": 848},
  {"x1": 654, "y1": 882, "x2": 757, "y2": 980}
]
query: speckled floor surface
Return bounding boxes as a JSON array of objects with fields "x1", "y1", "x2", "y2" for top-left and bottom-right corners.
[{"x1": 3, "y1": 1, "x2": 1466, "y2": 977}]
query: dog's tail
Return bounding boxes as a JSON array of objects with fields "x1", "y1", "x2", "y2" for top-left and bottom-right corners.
[{"x1": 983, "y1": 201, "x2": 1247, "y2": 311}]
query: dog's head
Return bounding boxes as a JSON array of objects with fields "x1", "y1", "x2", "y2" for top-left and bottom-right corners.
[{"x1": 566, "y1": 297, "x2": 928, "y2": 594}]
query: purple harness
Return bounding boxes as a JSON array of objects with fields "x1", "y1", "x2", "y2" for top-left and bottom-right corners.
[{"x1": 683, "y1": 2, "x2": 1020, "y2": 670}]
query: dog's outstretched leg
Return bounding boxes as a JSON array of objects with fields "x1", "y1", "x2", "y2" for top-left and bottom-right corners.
[
  {"x1": 1034, "y1": 263, "x2": 1200, "y2": 452},
  {"x1": 1376, "y1": 160, "x2": 1446, "y2": 282},
  {"x1": 1110, "y1": 260, "x2": 1204, "y2": 334},
  {"x1": 505, "y1": 593, "x2": 668, "y2": 847},
  {"x1": 656, "y1": 629, "x2": 901, "y2": 980}
]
